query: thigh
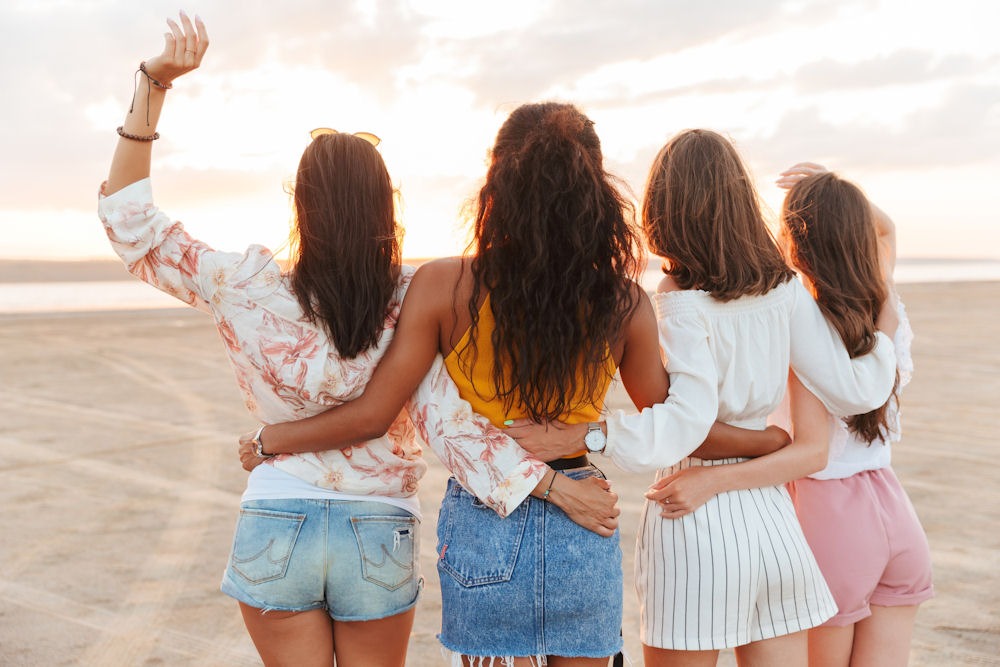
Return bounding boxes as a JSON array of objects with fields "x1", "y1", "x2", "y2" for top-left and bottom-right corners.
[
  {"x1": 806, "y1": 625, "x2": 854, "y2": 667},
  {"x1": 733, "y1": 631, "x2": 807, "y2": 667},
  {"x1": 331, "y1": 607, "x2": 416, "y2": 667},
  {"x1": 643, "y1": 645, "x2": 720, "y2": 667},
  {"x1": 239, "y1": 602, "x2": 333, "y2": 667},
  {"x1": 849, "y1": 604, "x2": 919, "y2": 667}
]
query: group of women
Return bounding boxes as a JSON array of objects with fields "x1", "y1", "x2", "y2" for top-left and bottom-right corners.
[{"x1": 99, "y1": 13, "x2": 933, "y2": 667}]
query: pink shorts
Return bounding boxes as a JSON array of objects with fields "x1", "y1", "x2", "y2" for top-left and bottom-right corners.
[{"x1": 788, "y1": 467, "x2": 934, "y2": 627}]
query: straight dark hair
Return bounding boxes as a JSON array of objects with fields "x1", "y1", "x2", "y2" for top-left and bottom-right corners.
[
  {"x1": 289, "y1": 133, "x2": 401, "y2": 358},
  {"x1": 781, "y1": 172, "x2": 896, "y2": 443},
  {"x1": 643, "y1": 129, "x2": 794, "y2": 301},
  {"x1": 467, "y1": 102, "x2": 643, "y2": 422}
]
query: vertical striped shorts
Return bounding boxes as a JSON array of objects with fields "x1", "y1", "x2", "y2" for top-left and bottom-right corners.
[{"x1": 635, "y1": 457, "x2": 836, "y2": 650}]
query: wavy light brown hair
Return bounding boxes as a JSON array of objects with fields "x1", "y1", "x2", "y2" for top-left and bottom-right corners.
[
  {"x1": 289, "y1": 132, "x2": 401, "y2": 358},
  {"x1": 781, "y1": 172, "x2": 895, "y2": 443},
  {"x1": 467, "y1": 102, "x2": 643, "y2": 422},
  {"x1": 643, "y1": 129, "x2": 794, "y2": 301}
]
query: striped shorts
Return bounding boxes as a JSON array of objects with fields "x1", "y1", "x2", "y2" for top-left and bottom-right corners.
[{"x1": 635, "y1": 457, "x2": 836, "y2": 650}]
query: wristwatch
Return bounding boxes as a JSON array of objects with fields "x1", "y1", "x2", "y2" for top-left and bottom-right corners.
[
  {"x1": 583, "y1": 422, "x2": 606, "y2": 454},
  {"x1": 251, "y1": 425, "x2": 273, "y2": 458}
]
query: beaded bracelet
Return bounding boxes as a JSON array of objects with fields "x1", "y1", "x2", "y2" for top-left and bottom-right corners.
[
  {"x1": 117, "y1": 126, "x2": 160, "y2": 142},
  {"x1": 139, "y1": 62, "x2": 172, "y2": 90}
]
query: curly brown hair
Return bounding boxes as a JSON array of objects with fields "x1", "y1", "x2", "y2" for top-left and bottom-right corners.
[
  {"x1": 289, "y1": 132, "x2": 401, "y2": 358},
  {"x1": 466, "y1": 102, "x2": 643, "y2": 422},
  {"x1": 643, "y1": 129, "x2": 794, "y2": 301},
  {"x1": 781, "y1": 172, "x2": 896, "y2": 443}
]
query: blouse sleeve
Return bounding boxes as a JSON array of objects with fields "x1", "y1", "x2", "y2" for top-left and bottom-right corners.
[
  {"x1": 603, "y1": 295, "x2": 719, "y2": 473},
  {"x1": 407, "y1": 356, "x2": 548, "y2": 518},
  {"x1": 98, "y1": 178, "x2": 270, "y2": 314},
  {"x1": 788, "y1": 279, "x2": 897, "y2": 416}
]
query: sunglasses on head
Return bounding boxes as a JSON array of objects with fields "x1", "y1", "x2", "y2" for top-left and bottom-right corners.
[{"x1": 309, "y1": 128, "x2": 381, "y2": 147}]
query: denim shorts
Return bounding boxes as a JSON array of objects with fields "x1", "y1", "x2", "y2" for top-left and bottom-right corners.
[
  {"x1": 436, "y1": 466, "x2": 623, "y2": 659},
  {"x1": 220, "y1": 499, "x2": 420, "y2": 621}
]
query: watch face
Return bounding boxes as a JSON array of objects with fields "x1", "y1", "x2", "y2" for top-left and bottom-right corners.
[{"x1": 584, "y1": 428, "x2": 605, "y2": 452}]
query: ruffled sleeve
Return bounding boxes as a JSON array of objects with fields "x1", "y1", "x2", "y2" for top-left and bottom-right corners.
[
  {"x1": 407, "y1": 356, "x2": 548, "y2": 517},
  {"x1": 603, "y1": 292, "x2": 719, "y2": 473}
]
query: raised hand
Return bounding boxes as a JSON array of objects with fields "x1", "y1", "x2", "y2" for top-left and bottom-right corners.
[
  {"x1": 775, "y1": 162, "x2": 829, "y2": 190},
  {"x1": 143, "y1": 11, "x2": 209, "y2": 86}
]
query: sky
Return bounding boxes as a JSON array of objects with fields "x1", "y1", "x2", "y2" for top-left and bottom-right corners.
[{"x1": 1, "y1": 0, "x2": 998, "y2": 261}]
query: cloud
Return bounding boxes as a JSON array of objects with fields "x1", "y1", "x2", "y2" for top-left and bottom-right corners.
[
  {"x1": 743, "y1": 82, "x2": 1000, "y2": 172},
  {"x1": 793, "y1": 50, "x2": 999, "y2": 92},
  {"x1": 443, "y1": 0, "x2": 806, "y2": 104}
]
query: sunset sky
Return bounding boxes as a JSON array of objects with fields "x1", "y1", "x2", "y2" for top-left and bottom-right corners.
[{"x1": 2, "y1": 0, "x2": 998, "y2": 261}]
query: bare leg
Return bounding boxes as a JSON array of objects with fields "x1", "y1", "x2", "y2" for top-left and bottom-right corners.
[
  {"x1": 734, "y1": 631, "x2": 807, "y2": 667},
  {"x1": 643, "y1": 645, "x2": 720, "y2": 667},
  {"x1": 849, "y1": 605, "x2": 919, "y2": 667},
  {"x1": 331, "y1": 607, "x2": 416, "y2": 667},
  {"x1": 548, "y1": 657, "x2": 614, "y2": 667},
  {"x1": 806, "y1": 625, "x2": 854, "y2": 667},
  {"x1": 238, "y1": 602, "x2": 334, "y2": 667}
]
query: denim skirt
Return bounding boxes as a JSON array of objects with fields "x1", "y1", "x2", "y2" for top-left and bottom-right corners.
[{"x1": 436, "y1": 466, "x2": 623, "y2": 659}]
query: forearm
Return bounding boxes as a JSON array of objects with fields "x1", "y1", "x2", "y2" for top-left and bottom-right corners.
[
  {"x1": 692, "y1": 423, "x2": 788, "y2": 459},
  {"x1": 106, "y1": 73, "x2": 166, "y2": 194},
  {"x1": 703, "y1": 438, "x2": 827, "y2": 494},
  {"x1": 261, "y1": 403, "x2": 390, "y2": 456}
]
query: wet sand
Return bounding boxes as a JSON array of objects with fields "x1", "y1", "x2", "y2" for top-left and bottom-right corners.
[{"x1": 1, "y1": 280, "x2": 997, "y2": 665}]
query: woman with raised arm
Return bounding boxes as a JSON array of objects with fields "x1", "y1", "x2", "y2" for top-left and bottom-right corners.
[
  {"x1": 510, "y1": 130, "x2": 900, "y2": 667},
  {"x1": 239, "y1": 101, "x2": 670, "y2": 666},
  {"x1": 776, "y1": 164, "x2": 933, "y2": 667},
  {"x1": 98, "y1": 14, "x2": 613, "y2": 667}
]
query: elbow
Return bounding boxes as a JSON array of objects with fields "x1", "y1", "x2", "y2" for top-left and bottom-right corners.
[
  {"x1": 801, "y1": 443, "x2": 829, "y2": 476},
  {"x1": 358, "y1": 405, "x2": 400, "y2": 442}
]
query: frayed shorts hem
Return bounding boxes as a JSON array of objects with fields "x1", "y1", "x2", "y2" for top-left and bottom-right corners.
[{"x1": 221, "y1": 577, "x2": 421, "y2": 622}]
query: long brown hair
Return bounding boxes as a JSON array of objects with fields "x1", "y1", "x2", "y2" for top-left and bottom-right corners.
[
  {"x1": 289, "y1": 132, "x2": 401, "y2": 358},
  {"x1": 643, "y1": 129, "x2": 794, "y2": 301},
  {"x1": 781, "y1": 172, "x2": 895, "y2": 443},
  {"x1": 467, "y1": 102, "x2": 642, "y2": 422}
]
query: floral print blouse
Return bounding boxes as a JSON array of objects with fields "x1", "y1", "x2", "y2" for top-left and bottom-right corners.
[{"x1": 98, "y1": 178, "x2": 546, "y2": 517}]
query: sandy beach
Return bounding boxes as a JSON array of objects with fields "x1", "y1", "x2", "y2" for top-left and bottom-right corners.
[{"x1": 1, "y1": 272, "x2": 998, "y2": 666}]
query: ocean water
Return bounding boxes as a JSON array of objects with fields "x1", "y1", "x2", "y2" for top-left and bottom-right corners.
[{"x1": 1, "y1": 259, "x2": 998, "y2": 315}]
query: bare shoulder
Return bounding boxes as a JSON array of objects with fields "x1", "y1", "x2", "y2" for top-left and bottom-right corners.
[
  {"x1": 657, "y1": 273, "x2": 682, "y2": 293},
  {"x1": 409, "y1": 257, "x2": 471, "y2": 310}
]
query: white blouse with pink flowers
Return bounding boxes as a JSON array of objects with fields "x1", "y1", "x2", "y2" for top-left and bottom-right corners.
[{"x1": 98, "y1": 178, "x2": 546, "y2": 517}]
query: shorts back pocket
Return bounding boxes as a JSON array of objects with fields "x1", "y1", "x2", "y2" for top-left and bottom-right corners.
[
  {"x1": 230, "y1": 508, "x2": 305, "y2": 585},
  {"x1": 351, "y1": 515, "x2": 418, "y2": 591}
]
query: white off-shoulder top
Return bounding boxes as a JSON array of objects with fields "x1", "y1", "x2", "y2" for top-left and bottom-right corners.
[{"x1": 604, "y1": 279, "x2": 897, "y2": 473}]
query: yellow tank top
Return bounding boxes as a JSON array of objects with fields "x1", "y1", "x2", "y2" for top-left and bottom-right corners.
[{"x1": 443, "y1": 295, "x2": 616, "y2": 458}]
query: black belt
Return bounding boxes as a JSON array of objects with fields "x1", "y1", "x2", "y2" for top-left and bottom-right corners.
[{"x1": 548, "y1": 454, "x2": 590, "y2": 470}]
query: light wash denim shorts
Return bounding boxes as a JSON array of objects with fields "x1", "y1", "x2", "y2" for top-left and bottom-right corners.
[
  {"x1": 220, "y1": 499, "x2": 420, "y2": 622},
  {"x1": 436, "y1": 466, "x2": 623, "y2": 659}
]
